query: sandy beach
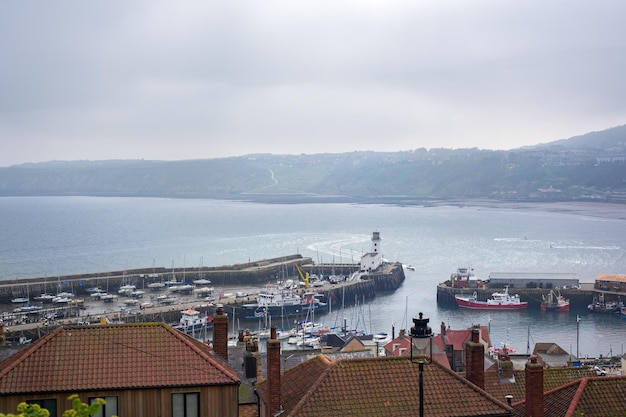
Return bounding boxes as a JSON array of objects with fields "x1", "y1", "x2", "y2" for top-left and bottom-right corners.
[{"x1": 432, "y1": 200, "x2": 626, "y2": 221}]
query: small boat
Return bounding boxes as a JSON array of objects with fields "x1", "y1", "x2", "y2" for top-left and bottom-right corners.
[
  {"x1": 587, "y1": 294, "x2": 623, "y2": 314},
  {"x1": 53, "y1": 292, "x2": 75, "y2": 304},
  {"x1": 147, "y1": 282, "x2": 165, "y2": 290},
  {"x1": 11, "y1": 297, "x2": 29, "y2": 304},
  {"x1": 193, "y1": 286, "x2": 214, "y2": 297},
  {"x1": 540, "y1": 290, "x2": 570, "y2": 311},
  {"x1": 373, "y1": 332, "x2": 392, "y2": 345},
  {"x1": 241, "y1": 285, "x2": 328, "y2": 319},
  {"x1": 100, "y1": 293, "x2": 118, "y2": 303},
  {"x1": 172, "y1": 309, "x2": 213, "y2": 334},
  {"x1": 118, "y1": 284, "x2": 136, "y2": 295},
  {"x1": 34, "y1": 293, "x2": 56, "y2": 303},
  {"x1": 193, "y1": 278, "x2": 212, "y2": 285},
  {"x1": 13, "y1": 305, "x2": 43, "y2": 313},
  {"x1": 130, "y1": 290, "x2": 145, "y2": 298},
  {"x1": 455, "y1": 287, "x2": 528, "y2": 310},
  {"x1": 168, "y1": 284, "x2": 195, "y2": 294},
  {"x1": 404, "y1": 265, "x2": 416, "y2": 271}
]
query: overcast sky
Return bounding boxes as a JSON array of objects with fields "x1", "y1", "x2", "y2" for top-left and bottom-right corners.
[{"x1": 1, "y1": 1, "x2": 625, "y2": 167}]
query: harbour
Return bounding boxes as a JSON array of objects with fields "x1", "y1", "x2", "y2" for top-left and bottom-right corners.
[
  {"x1": 0, "y1": 251, "x2": 406, "y2": 345},
  {"x1": 0, "y1": 197, "x2": 624, "y2": 358}
]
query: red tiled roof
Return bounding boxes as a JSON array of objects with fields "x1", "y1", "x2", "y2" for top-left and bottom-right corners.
[
  {"x1": 595, "y1": 274, "x2": 626, "y2": 283},
  {"x1": 259, "y1": 355, "x2": 512, "y2": 417},
  {"x1": 512, "y1": 376, "x2": 626, "y2": 417},
  {"x1": 0, "y1": 323, "x2": 239, "y2": 394},
  {"x1": 484, "y1": 367, "x2": 597, "y2": 404},
  {"x1": 434, "y1": 326, "x2": 491, "y2": 351}
]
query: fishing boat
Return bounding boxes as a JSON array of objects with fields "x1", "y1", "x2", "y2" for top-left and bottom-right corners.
[
  {"x1": 489, "y1": 340, "x2": 516, "y2": 359},
  {"x1": 587, "y1": 294, "x2": 623, "y2": 314},
  {"x1": 241, "y1": 285, "x2": 328, "y2": 319},
  {"x1": 540, "y1": 290, "x2": 570, "y2": 311},
  {"x1": 172, "y1": 309, "x2": 213, "y2": 334},
  {"x1": 455, "y1": 287, "x2": 528, "y2": 310}
]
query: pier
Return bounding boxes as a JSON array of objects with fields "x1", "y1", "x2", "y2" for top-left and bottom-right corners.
[
  {"x1": 436, "y1": 282, "x2": 601, "y2": 309},
  {"x1": 0, "y1": 256, "x2": 405, "y2": 345}
]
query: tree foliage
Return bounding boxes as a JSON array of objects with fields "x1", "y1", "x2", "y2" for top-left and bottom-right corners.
[{"x1": 0, "y1": 395, "x2": 114, "y2": 417}]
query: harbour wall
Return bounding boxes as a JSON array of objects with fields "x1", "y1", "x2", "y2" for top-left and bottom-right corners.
[
  {"x1": 436, "y1": 284, "x2": 598, "y2": 309},
  {"x1": 0, "y1": 255, "x2": 396, "y2": 303}
]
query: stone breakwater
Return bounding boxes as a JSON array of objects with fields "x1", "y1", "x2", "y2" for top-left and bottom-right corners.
[
  {"x1": 436, "y1": 284, "x2": 597, "y2": 309},
  {"x1": 0, "y1": 258, "x2": 405, "y2": 344}
]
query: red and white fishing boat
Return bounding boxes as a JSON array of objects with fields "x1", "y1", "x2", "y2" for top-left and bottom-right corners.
[
  {"x1": 540, "y1": 290, "x2": 570, "y2": 312},
  {"x1": 455, "y1": 287, "x2": 528, "y2": 310}
]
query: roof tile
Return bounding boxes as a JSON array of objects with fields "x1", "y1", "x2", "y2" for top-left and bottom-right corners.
[{"x1": 0, "y1": 323, "x2": 239, "y2": 393}]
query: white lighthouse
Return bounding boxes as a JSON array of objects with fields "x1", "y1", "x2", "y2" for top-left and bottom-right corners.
[{"x1": 360, "y1": 231, "x2": 383, "y2": 272}]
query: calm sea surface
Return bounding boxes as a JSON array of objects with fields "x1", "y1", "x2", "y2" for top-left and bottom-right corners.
[{"x1": 0, "y1": 196, "x2": 625, "y2": 358}]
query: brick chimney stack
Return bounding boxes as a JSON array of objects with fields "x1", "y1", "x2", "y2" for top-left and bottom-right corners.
[
  {"x1": 267, "y1": 326, "x2": 281, "y2": 417},
  {"x1": 525, "y1": 355, "x2": 544, "y2": 417},
  {"x1": 212, "y1": 305, "x2": 228, "y2": 360},
  {"x1": 465, "y1": 326, "x2": 484, "y2": 389},
  {"x1": 499, "y1": 353, "x2": 514, "y2": 379}
]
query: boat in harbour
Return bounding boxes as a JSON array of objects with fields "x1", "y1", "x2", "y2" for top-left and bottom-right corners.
[
  {"x1": 587, "y1": 294, "x2": 623, "y2": 313},
  {"x1": 241, "y1": 285, "x2": 328, "y2": 319},
  {"x1": 172, "y1": 309, "x2": 213, "y2": 334},
  {"x1": 540, "y1": 290, "x2": 570, "y2": 311},
  {"x1": 455, "y1": 287, "x2": 528, "y2": 310}
]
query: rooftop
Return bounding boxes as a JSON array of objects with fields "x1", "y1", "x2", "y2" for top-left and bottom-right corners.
[{"x1": 0, "y1": 323, "x2": 239, "y2": 394}]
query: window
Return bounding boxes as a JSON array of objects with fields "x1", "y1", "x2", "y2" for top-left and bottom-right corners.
[
  {"x1": 172, "y1": 392, "x2": 199, "y2": 417},
  {"x1": 90, "y1": 396, "x2": 118, "y2": 417},
  {"x1": 28, "y1": 399, "x2": 57, "y2": 417}
]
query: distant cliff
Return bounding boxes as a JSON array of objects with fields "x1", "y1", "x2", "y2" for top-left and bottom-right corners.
[{"x1": 1, "y1": 125, "x2": 625, "y2": 203}]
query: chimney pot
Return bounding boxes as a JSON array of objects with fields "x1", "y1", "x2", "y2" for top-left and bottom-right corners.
[
  {"x1": 267, "y1": 326, "x2": 282, "y2": 417},
  {"x1": 465, "y1": 325, "x2": 484, "y2": 389},
  {"x1": 525, "y1": 354, "x2": 544, "y2": 417}
]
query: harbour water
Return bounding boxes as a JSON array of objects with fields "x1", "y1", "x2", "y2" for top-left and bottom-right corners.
[{"x1": 0, "y1": 196, "x2": 625, "y2": 358}]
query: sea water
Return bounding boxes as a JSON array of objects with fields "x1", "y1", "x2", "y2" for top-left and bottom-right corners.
[{"x1": 0, "y1": 196, "x2": 624, "y2": 358}]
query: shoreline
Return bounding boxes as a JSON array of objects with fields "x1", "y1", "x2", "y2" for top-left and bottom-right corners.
[{"x1": 425, "y1": 200, "x2": 626, "y2": 221}]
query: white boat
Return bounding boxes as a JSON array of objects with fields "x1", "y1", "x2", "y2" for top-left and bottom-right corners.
[
  {"x1": 193, "y1": 278, "x2": 212, "y2": 285},
  {"x1": 118, "y1": 284, "x2": 136, "y2": 295},
  {"x1": 168, "y1": 284, "x2": 195, "y2": 294},
  {"x1": 373, "y1": 332, "x2": 392, "y2": 345},
  {"x1": 296, "y1": 336, "x2": 321, "y2": 349},
  {"x1": 147, "y1": 282, "x2": 165, "y2": 290},
  {"x1": 172, "y1": 309, "x2": 213, "y2": 334},
  {"x1": 34, "y1": 293, "x2": 56, "y2": 303},
  {"x1": 53, "y1": 292, "x2": 75, "y2": 304},
  {"x1": 193, "y1": 287, "x2": 214, "y2": 297},
  {"x1": 11, "y1": 297, "x2": 29, "y2": 304},
  {"x1": 100, "y1": 293, "x2": 117, "y2": 303},
  {"x1": 130, "y1": 290, "x2": 145, "y2": 298}
]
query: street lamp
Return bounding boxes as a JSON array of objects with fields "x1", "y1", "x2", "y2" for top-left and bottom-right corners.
[{"x1": 409, "y1": 312, "x2": 433, "y2": 417}]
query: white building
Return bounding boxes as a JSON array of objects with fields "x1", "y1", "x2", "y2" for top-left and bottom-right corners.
[{"x1": 360, "y1": 231, "x2": 383, "y2": 272}]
